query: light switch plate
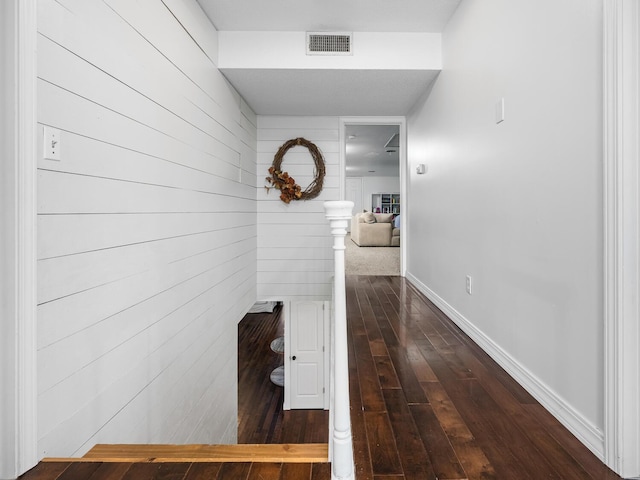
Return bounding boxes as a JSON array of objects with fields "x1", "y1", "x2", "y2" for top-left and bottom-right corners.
[
  {"x1": 43, "y1": 126, "x2": 61, "y2": 161},
  {"x1": 495, "y1": 98, "x2": 505, "y2": 124}
]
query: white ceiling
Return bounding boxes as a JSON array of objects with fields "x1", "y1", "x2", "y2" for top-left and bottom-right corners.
[
  {"x1": 198, "y1": 0, "x2": 461, "y2": 33},
  {"x1": 196, "y1": 0, "x2": 460, "y2": 116},
  {"x1": 195, "y1": 0, "x2": 460, "y2": 176},
  {"x1": 345, "y1": 125, "x2": 400, "y2": 178},
  {"x1": 222, "y1": 69, "x2": 439, "y2": 117}
]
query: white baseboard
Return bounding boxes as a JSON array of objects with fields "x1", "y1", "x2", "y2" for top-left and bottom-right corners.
[{"x1": 405, "y1": 272, "x2": 605, "y2": 461}]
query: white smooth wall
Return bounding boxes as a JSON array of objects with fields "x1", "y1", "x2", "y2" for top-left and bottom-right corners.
[
  {"x1": 219, "y1": 32, "x2": 441, "y2": 70},
  {"x1": 362, "y1": 176, "x2": 400, "y2": 212},
  {"x1": 257, "y1": 116, "x2": 341, "y2": 301},
  {"x1": 37, "y1": 0, "x2": 257, "y2": 457},
  {"x1": 407, "y1": 0, "x2": 604, "y2": 455}
]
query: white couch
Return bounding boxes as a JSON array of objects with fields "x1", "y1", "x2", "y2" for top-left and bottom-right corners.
[{"x1": 351, "y1": 212, "x2": 399, "y2": 247}]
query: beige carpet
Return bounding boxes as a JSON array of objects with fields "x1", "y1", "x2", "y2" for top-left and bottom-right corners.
[{"x1": 345, "y1": 234, "x2": 400, "y2": 276}]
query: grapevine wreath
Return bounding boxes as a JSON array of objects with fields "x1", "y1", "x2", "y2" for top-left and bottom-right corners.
[{"x1": 265, "y1": 137, "x2": 325, "y2": 204}]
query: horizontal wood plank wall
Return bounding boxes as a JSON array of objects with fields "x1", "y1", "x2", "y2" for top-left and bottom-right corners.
[
  {"x1": 256, "y1": 116, "x2": 340, "y2": 301},
  {"x1": 36, "y1": 0, "x2": 257, "y2": 458}
]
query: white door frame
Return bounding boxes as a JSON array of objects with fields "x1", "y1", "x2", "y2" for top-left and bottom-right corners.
[
  {"x1": 603, "y1": 0, "x2": 640, "y2": 478},
  {"x1": 0, "y1": 0, "x2": 38, "y2": 478},
  {"x1": 345, "y1": 177, "x2": 363, "y2": 233},
  {"x1": 339, "y1": 116, "x2": 407, "y2": 276}
]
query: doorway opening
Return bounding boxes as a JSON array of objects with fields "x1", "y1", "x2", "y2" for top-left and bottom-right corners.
[{"x1": 341, "y1": 118, "x2": 406, "y2": 276}]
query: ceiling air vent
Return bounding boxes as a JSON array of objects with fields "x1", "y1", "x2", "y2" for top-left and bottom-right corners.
[{"x1": 307, "y1": 32, "x2": 353, "y2": 55}]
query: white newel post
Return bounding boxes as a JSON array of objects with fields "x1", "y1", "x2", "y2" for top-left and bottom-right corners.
[{"x1": 324, "y1": 201, "x2": 355, "y2": 480}]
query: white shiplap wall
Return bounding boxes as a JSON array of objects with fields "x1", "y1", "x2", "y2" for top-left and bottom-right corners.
[
  {"x1": 257, "y1": 117, "x2": 341, "y2": 301},
  {"x1": 36, "y1": 0, "x2": 257, "y2": 457}
]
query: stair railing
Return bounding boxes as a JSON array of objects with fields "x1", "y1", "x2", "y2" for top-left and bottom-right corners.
[{"x1": 324, "y1": 201, "x2": 355, "y2": 480}]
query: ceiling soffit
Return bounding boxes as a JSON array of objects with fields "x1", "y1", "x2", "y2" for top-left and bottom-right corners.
[
  {"x1": 217, "y1": 32, "x2": 441, "y2": 116},
  {"x1": 195, "y1": 0, "x2": 460, "y2": 116}
]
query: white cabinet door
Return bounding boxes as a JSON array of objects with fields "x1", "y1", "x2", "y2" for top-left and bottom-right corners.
[{"x1": 286, "y1": 301, "x2": 327, "y2": 409}]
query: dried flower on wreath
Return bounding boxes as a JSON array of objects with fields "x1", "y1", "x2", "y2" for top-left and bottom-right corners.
[
  {"x1": 265, "y1": 137, "x2": 326, "y2": 204},
  {"x1": 265, "y1": 166, "x2": 303, "y2": 204}
]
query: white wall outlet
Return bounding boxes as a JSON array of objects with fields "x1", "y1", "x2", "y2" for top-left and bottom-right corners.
[
  {"x1": 466, "y1": 275, "x2": 473, "y2": 295},
  {"x1": 43, "y1": 126, "x2": 61, "y2": 161}
]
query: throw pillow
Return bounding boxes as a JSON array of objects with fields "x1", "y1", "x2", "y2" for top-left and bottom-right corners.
[
  {"x1": 375, "y1": 213, "x2": 394, "y2": 223},
  {"x1": 363, "y1": 212, "x2": 376, "y2": 224}
]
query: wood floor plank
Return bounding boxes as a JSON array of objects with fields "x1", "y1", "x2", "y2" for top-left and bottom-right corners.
[
  {"x1": 386, "y1": 345, "x2": 428, "y2": 404},
  {"x1": 352, "y1": 427, "x2": 374, "y2": 479},
  {"x1": 403, "y1": 342, "x2": 438, "y2": 383},
  {"x1": 382, "y1": 388, "x2": 437, "y2": 480},
  {"x1": 380, "y1": 305, "x2": 439, "y2": 383},
  {"x1": 81, "y1": 463, "x2": 133, "y2": 480},
  {"x1": 247, "y1": 462, "x2": 282, "y2": 479},
  {"x1": 371, "y1": 304, "x2": 399, "y2": 347},
  {"x1": 421, "y1": 379, "x2": 517, "y2": 480},
  {"x1": 364, "y1": 411, "x2": 403, "y2": 476},
  {"x1": 56, "y1": 463, "x2": 103, "y2": 480},
  {"x1": 418, "y1": 382, "x2": 495, "y2": 479},
  {"x1": 409, "y1": 403, "x2": 470, "y2": 480},
  {"x1": 439, "y1": 350, "x2": 476, "y2": 381},
  {"x1": 357, "y1": 289, "x2": 389, "y2": 356},
  {"x1": 348, "y1": 321, "x2": 374, "y2": 480},
  {"x1": 279, "y1": 463, "x2": 311, "y2": 480},
  {"x1": 82, "y1": 444, "x2": 328, "y2": 463},
  {"x1": 346, "y1": 282, "x2": 368, "y2": 338},
  {"x1": 366, "y1": 290, "x2": 399, "y2": 351},
  {"x1": 373, "y1": 355, "x2": 400, "y2": 389},
  {"x1": 352, "y1": 332, "x2": 386, "y2": 412},
  {"x1": 412, "y1": 334, "x2": 474, "y2": 401},
  {"x1": 411, "y1": 313, "x2": 451, "y2": 351},
  {"x1": 182, "y1": 463, "x2": 222, "y2": 480},
  {"x1": 19, "y1": 462, "x2": 71, "y2": 480},
  {"x1": 215, "y1": 463, "x2": 251, "y2": 480},
  {"x1": 420, "y1": 309, "x2": 464, "y2": 348},
  {"x1": 120, "y1": 463, "x2": 190, "y2": 480},
  {"x1": 310, "y1": 462, "x2": 331, "y2": 480}
]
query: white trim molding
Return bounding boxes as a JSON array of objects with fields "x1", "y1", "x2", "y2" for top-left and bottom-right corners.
[
  {"x1": 17, "y1": 0, "x2": 39, "y2": 471},
  {"x1": 0, "y1": 0, "x2": 38, "y2": 477},
  {"x1": 406, "y1": 273, "x2": 606, "y2": 460},
  {"x1": 603, "y1": 0, "x2": 640, "y2": 478}
]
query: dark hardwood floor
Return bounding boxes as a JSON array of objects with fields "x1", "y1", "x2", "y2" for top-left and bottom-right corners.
[
  {"x1": 20, "y1": 461, "x2": 331, "y2": 480},
  {"x1": 20, "y1": 275, "x2": 621, "y2": 480},
  {"x1": 237, "y1": 304, "x2": 329, "y2": 444},
  {"x1": 345, "y1": 275, "x2": 620, "y2": 480}
]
